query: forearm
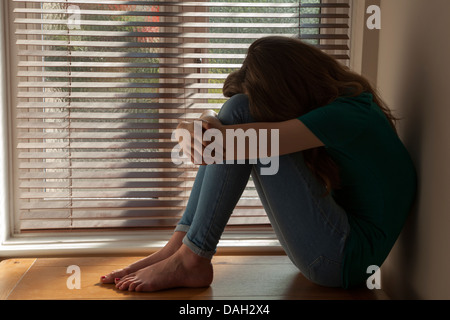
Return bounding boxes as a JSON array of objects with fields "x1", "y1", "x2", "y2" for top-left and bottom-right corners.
[
  {"x1": 219, "y1": 120, "x2": 324, "y2": 159},
  {"x1": 219, "y1": 122, "x2": 280, "y2": 161},
  {"x1": 196, "y1": 111, "x2": 323, "y2": 161}
]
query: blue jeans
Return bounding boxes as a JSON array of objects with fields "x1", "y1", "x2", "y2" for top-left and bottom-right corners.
[{"x1": 175, "y1": 94, "x2": 350, "y2": 287}]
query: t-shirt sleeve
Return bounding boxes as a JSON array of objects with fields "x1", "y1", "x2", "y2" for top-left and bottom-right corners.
[{"x1": 298, "y1": 93, "x2": 373, "y2": 148}]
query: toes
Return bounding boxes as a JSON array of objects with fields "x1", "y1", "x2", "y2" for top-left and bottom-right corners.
[
  {"x1": 116, "y1": 274, "x2": 134, "y2": 291},
  {"x1": 135, "y1": 282, "x2": 155, "y2": 292},
  {"x1": 135, "y1": 283, "x2": 144, "y2": 292},
  {"x1": 100, "y1": 273, "x2": 117, "y2": 284},
  {"x1": 100, "y1": 269, "x2": 127, "y2": 284},
  {"x1": 128, "y1": 280, "x2": 141, "y2": 292}
]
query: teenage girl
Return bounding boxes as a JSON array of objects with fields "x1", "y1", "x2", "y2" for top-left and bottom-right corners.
[{"x1": 101, "y1": 36, "x2": 417, "y2": 292}]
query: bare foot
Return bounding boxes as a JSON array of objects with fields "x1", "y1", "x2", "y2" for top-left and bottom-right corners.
[
  {"x1": 115, "y1": 244, "x2": 213, "y2": 292},
  {"x1": 100, "y1": 231, "x2": 185, "y2": 284}
]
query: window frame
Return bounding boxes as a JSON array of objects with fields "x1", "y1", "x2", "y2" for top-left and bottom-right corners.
[
  {"x1": 0, "y1": 0, "x2": 363, "y2": 257},
  {"x1": 0, "y1": 0, "x2": 14, "y2": 251}
]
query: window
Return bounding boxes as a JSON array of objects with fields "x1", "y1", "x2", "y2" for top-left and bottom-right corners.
[{"x1": 8, "y1": 0, "x2": 351, "y2": 238}]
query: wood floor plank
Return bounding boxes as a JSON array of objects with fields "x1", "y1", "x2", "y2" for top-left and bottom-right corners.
[
  {"x1": 3, "y1": 256, "x2": 389, "y2": 300},
  {"x1": 0, "y1": 258, "x2": 36, "y2": 300}
]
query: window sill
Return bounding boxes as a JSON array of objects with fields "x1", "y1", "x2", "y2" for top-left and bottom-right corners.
[{"x1": 0, "y1": 229, "x2": 282, "y2": 258}]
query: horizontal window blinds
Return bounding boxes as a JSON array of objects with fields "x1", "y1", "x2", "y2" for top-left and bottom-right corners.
[{"x1": 13, "y1": 0, "x2": 351, "y2": 232}]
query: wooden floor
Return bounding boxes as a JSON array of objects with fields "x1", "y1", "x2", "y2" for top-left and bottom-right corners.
[{"x1": 0, "y1": 255, "x2": 389, "y2": 300}]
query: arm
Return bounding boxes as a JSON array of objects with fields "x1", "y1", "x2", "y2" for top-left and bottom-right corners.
[
  {"x1": 227, "y1": 119, "x2": 323, "y2": 156},
  {"x1": 201, "y1": 113, "x2": 324, "y2": 160}
]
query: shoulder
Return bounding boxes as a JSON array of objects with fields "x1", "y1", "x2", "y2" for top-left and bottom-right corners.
[
  {"x1": 298, "y1": 93, "x2": 378, "y2": 147},
  {"x1": 312, "y1": 92, "x2": 374, "y2": 118}
]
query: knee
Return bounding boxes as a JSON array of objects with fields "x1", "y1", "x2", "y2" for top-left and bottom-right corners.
[{"x1": 217, "y1": 94, "x2": 253, "y2": 125}]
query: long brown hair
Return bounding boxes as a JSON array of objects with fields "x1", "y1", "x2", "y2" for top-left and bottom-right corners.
[{"x1": 223, "y1": 36, "x2": 397, "y2": 192}]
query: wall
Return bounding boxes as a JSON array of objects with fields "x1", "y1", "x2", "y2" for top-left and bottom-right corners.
[{"x1": 375, "y1": 0, "x2": 450, "y2": 299}]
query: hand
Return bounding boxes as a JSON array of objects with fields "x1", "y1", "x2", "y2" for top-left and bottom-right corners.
[
  {"x1": 174, "y1": 110, "x2": 225, "y2": 165},
  {"x1": 199, "y1": 110, "x2": 223, "y2": 131},
  {"x1": 175, "y1": 120, "x2": 207, "y2": 165}
]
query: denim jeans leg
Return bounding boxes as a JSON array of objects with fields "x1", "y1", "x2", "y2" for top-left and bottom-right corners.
[
  {"x1": 183, "y1": 163, "x2": 252, "y2": 258},
  {"x1": 175, "y1": 94, "x2": 254, "y2": 234},
  {"x1": 176, "y1": 94, "x2": 255, "y2": 258},
  {"x1": 175, "y1": 93, "x2": 350, "y2": 287},
  {"x1": 175, "y1": 165, "x2": 207, "y2": 233},
  {"x1": 252, "y1": 152, "x2": 350, "y2": 287}
]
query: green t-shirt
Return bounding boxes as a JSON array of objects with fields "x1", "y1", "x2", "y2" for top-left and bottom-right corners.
[{"x1": 299, "y1": 92, "x2": 417, "y2": 288}]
